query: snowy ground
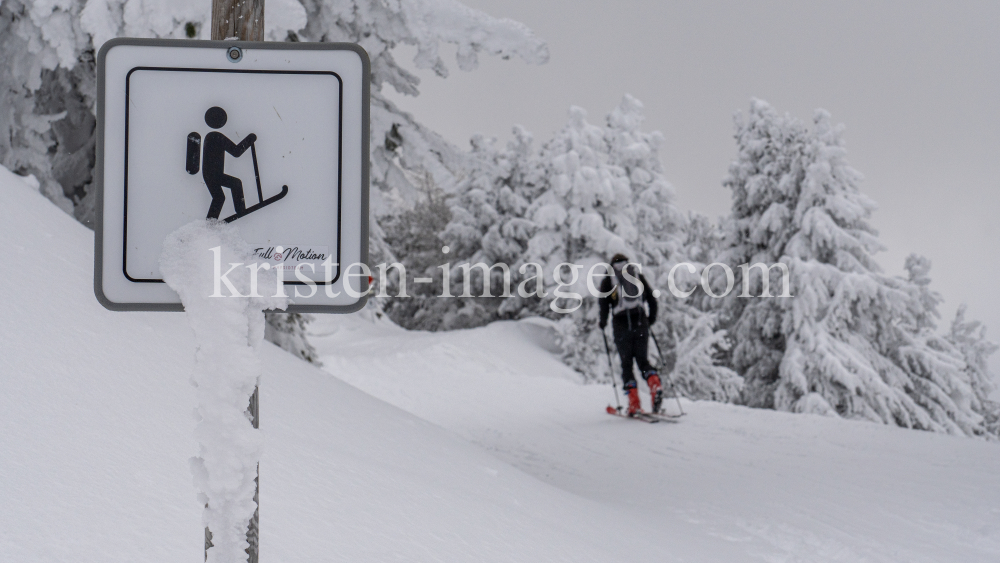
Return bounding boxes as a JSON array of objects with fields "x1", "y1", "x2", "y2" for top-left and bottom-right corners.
[
  {"x1": 312, "y1": 315, "x2": 1000, "y2": 563},
  {"x1": 0, "y1": 167, "x2": 666, "y2": 562},
  {"x1": 2, "y1": 165, "x2": 999, "y2": 562}
]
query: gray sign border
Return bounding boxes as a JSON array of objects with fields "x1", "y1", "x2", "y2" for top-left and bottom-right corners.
[{"x1": 94, "y1": 38, "x2": 370, "y2": 314}]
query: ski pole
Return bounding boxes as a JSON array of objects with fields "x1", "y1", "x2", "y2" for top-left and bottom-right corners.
[
  {"x1": 662, "y1": 324, "x2": 686, "y2": 415},
  {"x1": 602, "y1": 330, "x2": 622, "y2": 413},
  {"x1": 650, "y1": 331, "x2": 685, "y2": 416},
  {"x1": 250, "y1": 142, "x2": 264, "y2": 204}
]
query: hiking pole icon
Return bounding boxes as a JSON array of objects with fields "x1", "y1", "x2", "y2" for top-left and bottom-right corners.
[{"x1": 186, "y1": 106, "x2": 289, "y2": 223}]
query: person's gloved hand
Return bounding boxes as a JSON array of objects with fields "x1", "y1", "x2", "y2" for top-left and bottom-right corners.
[
  {"x1": 648, "y1": 315, "x2": 656, "y2": 325},
  {"x1": 599, "y1": 319, "x2": 607, "y2": 329}
]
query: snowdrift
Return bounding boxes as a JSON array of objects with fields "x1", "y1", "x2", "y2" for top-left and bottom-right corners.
[{"x1": 0, "y1": 167, "x2": 667, "y2": 562}]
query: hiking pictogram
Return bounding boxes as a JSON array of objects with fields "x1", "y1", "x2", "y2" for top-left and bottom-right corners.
[{"x1": 186, "y1": 106, "x2": 289, "y2": 222}]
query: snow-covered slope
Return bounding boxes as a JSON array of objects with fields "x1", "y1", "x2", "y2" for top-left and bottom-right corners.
[
  {"x1": 312, "y1": 314, "x2": 1000, "y2": 562},
  {"x1": 0, "y1": 167, "x2": 668, "y2": 562},
  {"x1": 3, "y1": 163, "x2": 1000, "y2": 562}
]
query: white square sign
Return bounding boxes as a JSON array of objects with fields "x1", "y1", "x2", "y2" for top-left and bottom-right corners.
[{"x1": 95, "y1": 39, "x2": 369, "y2": 312}]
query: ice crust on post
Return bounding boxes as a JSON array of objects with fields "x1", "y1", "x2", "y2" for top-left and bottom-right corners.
[{"x1": 160, "y1": 219, "x2": 287, "y2": 563}]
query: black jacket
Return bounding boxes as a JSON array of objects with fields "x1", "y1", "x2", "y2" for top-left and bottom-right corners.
[{"x1": 598, "y1": 272, "x2": 657, "y2": 328}]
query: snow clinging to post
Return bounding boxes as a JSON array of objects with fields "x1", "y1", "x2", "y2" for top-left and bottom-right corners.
[{"x1": 159, "y1": 219, "x2": 287, "y2": 563}]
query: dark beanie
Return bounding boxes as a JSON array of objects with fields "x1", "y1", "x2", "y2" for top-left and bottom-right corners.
[{"x1": 610, "y1": 253, "x2": 629, "y2": 264}]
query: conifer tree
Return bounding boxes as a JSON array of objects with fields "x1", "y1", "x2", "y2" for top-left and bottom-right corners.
[
  {"x1": 719, "y1": 99, "x2": 995, "y2": 435},
  {"x1": 946, "y1": 305, "x2": 1000, "y2": 437},
  {"x1": 518, "y1": 105, "x2": 633, "y2": 378}
]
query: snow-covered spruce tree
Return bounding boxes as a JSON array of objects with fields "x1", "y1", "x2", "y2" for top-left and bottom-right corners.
[
  {"x1": 946, "y1": 305, "x2": 1000, "y2": 437},
  {"x1": 899, "y1": 254, "x2": 1000, "y2": 437},
  {"x1": 714, "y1": 100, "x2": 809, "y2": 406},
  {"x1": 0, "y1": 0, "x2": 94, "y2": 219},
  {"x1": 396, "y1": 128, "x2": 537, "y2": 330},
  {"x1": 662, "y1": 302, "x2": 741, "y2": 400},
  {"x1": 648, "y1": 212, "x2": 742, "y2": 400},
  {"x1": 482, "y1": 126, "x2": 545, "y2": 319},
  {"x1": 379, "y1": 170, "x2": 454, "y2": 329},
  {"x1": 678, "y1": 211, "x2": 725, "y2": 265},
  {"x1": 889, "y1": 255, "x2": 988, "y2": 435},
  {"x1": 604, "y1": 95, "x2": 682, "y2": 269},
  {"x1": 717, "y1": 99, "x2": 994, "y2": 435},
  {"x1": 380, "y1": 129, "x2": 537, "y2": 331},
  {"x1": 520, "y1": 104, "x2": 634, "y2": 379},
  {"x1": 621, "y1": 224, "x2": 735, "y2": 400}
]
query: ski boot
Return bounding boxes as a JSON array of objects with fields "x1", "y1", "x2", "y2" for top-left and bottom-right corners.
[
  {"x1": 646, "y1": 372, "x2": 663, "y2": 414},
  {"x1": 625, "y1": 387, "x2": 642, "y2": 417}
]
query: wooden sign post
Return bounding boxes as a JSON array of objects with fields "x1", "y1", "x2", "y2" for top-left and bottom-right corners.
[
  {"x1": 210, "y1": 5, "x2": 263, "y2": 563},
  {"x1": 212, "y1": 0, "x2": 265, "y2": 43}
]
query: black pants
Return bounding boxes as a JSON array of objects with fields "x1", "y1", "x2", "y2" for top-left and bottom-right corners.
[{"x1": 612, "y1": 308, "x2": 654, "y2": 390}]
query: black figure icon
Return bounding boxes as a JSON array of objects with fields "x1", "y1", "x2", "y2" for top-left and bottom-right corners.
[{"x1": 186, "y1": 106, "x2": 288, "y2": 222}]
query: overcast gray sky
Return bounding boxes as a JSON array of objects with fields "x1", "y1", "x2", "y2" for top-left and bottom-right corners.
[{"x1": 384, "y1": 0, "x2": 1000, "y2": 372}]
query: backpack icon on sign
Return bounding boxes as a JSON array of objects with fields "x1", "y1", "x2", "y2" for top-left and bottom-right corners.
[{"x1": 185, "y1": 106, "x2": 288, "y2": 222}]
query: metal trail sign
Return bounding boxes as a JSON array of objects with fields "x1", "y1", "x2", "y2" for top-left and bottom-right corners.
[{"x1": 95, "y1": 39, "x2": 370, "y2": 313}]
